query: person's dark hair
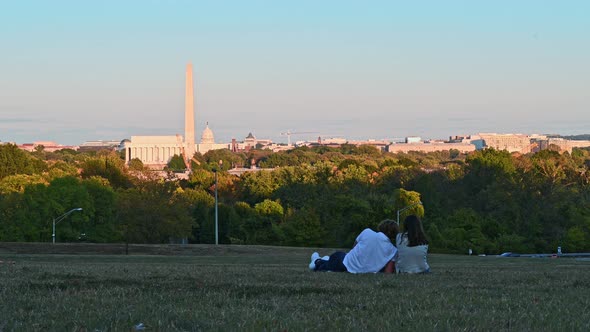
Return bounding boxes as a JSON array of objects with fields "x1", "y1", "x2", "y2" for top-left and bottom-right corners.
[
  {"x1": 378, "y1": 219, "x2": 399, "y2": 242},
  {"x1": 403, "y1": 215, "x2": 428, "y2": 246}
]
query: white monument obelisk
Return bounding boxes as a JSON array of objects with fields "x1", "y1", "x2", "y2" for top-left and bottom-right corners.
[{"x1": 184, "y1": 63, "x2": 196, "y2": 164}]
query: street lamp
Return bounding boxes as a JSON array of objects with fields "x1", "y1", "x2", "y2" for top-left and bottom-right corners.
[
  {"x1": 214, "y1": 159, "x2": 223, "y2": 245},
  {"x1": 396, "y1": 201, "x2": 422, "y2": 225},
  {"x1": 52, "y1": 208, "x2": 83, "y2": 244}
]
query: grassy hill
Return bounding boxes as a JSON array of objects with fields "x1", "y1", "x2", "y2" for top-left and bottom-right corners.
[{"x1": 1, "y1": 244, "x2": 589, "y2": 331}]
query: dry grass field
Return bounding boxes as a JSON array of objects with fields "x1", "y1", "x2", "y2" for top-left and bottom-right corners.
[{"x1": 1, "y1": 243, "x2": 589, "y2": 331}]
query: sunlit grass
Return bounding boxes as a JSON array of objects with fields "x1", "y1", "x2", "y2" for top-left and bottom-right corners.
[{"x1": 1, "y1": 246, "x2": 589, "y2": 331}]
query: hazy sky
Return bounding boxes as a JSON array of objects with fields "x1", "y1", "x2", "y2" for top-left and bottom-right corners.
[{"x1": 1, "y1": 1, "x2": 589, "y2": 145}]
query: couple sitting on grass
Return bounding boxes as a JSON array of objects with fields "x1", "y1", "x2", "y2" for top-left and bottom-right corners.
[{"x1": 309, "y1": 215, "x2": 430, "y2": 274}]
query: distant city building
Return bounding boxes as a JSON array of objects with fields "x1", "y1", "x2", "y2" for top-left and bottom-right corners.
[
  {"x1": 387, "y1": 142, "x2": 475, "y2": 154},
  {"x1": 227, "y1": 159, "x2": 275, "y2": 176},
  {"x1": 347, "y1": 139, "x2": 391, "y2": 151},
  {"x1": 537, "y1": 137, "x2": 590, "y2": 153},
  {"x1": 456, "y1": 133, "x2": 590, "y2": 154},
  {"x1": 449, "y1": 134, "x2": 485, "y2": 150},
  {"x1": 196, "y1": 123, "x2": 231, "y2": 153},
  {"x1": 301, "y1": 137, "x2": 390, "y2": 151},
  {"x1": 477, "y1": 133, "x2": 536, "y2": 153},
  {"x1": 230, "y1": 132, "x2": 274, "y2": 152},
  {"x1": 124, "y1": 135, "x2": 185, "y2": 168},
  {"x1": 17, "y1": 141, "x2": 79, "y2": 152},
  {"x1": 79, "y1": 140, "x2": 121, "y2": 152},
  {"x1": 321, "y1": 137, "x2": 347, "y2": 145},
  {"x1": 270, "y1": 145, "x2": 293, "y2": 152},
  {"x1": 301, "y1": 135, "x2": 474, "y2": 154}
]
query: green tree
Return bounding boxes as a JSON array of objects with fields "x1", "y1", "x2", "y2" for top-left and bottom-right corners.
[
  {"x1": 2, "y1": 177, "x2": 89, "y2": 242},
  {"x1": 238, "y1": 171, "x2": 281, "y2": 204},
  {"x1": 118, "y1": 180, "x2": 193, "y2": 244},
  {"x1": 203, "y1": 149, "x2": 246, "y2": 170},
  {"x1": 188, "y1": 168, "x2": 214, "y2": 189},
  {"x1": 80, "y1": 152, "x2": 132, "y2": 189},
  {"x1": 563, "y1": 224, "x2": 590, "y2": 252},
  {"x1": 0, "y1": 192, "x2": 24, "y2": 240},
  {"x1": 393, "y1": 189, "x2": 424, "y2": 223},
  {"x1": 437, "y1": 208, "x2": 494, "y2": 254},
  {"x1": 176, "y1": 188, "x2": 214, "y2": 243},
  {"x1": 167, "y1": 154, "x2": 187, "y2": 172},
  {"x1": 46, "y1": 177, "x2": 91, "y2": 242},
  {"x1": 356, "y1": 145, "x2": 382, "y2": 158},
  {"x1": 46, "y1": 161, "x2": 79, "y2": 180},
  {"x1": 281, "y1": 207, "x2": 324, "y2": 247},
  {"x1": 0, "y1": 174, "x2": 46, "y2": 194},
  {"x1": 81, "y1": 177, "x2": 118, "y2": 242},
  {"x1": 254, "y1": 199, "x2": 284, "y2": 221},
  {"x1": 465, "y1": 148, "x2": 515, "y2": 191},
  {"x1": 128, "y1": 158, "x2": 145, "y2": 171},
  {"x1": 0, "y1": 144, "x2": 47, "y2": 179}
]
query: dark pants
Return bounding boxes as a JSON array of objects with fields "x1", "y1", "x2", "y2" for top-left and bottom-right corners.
[{"x1": 314, "y1": 251, "x2": 348, "y2": 272}]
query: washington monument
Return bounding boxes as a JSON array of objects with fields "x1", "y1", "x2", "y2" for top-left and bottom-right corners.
[{"x1": 184, "y1": 63, "x2": 196, "y2": 164}]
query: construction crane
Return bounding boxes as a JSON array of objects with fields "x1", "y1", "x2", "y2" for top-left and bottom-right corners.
[{"x1": 280, "y1": 130, "x2": 320, "y2": 146}]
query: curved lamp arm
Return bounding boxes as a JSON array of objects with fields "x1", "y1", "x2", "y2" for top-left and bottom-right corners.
[
  {"x1": 54, "y1": 208, "x2": 83, "y2": 225},
  {"x1": 52, "y1": 208, "x2": 83, "y2": 244}
]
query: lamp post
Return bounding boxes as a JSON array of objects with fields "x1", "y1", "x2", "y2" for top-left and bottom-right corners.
[
  {"x1": 396, "y1": 201, "x2": 422, "y2": 225},
  {"x1": 52, "y1": 208, "x2": 83, "y2": 244},
  {"x1": 214, "y1": 159, "x2": 223, "y2": 245}
]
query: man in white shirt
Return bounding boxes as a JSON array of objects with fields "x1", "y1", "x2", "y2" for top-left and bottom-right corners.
[{"x1": 309, "y1": 220, "x2": 399, "y2": 274}]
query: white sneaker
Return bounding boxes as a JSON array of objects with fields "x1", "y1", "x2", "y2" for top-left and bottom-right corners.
[{"x1": 309, "y1": 252, "x2": 320, "y2": 270}]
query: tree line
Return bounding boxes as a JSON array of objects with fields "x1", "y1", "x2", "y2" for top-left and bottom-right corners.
[{"x1": 1, "y1": 142, "x2": 589, "y2": 254}]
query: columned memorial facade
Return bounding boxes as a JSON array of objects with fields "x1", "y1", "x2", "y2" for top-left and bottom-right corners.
[{"x1": 124, "y1": 136, "x2": 183, "y2": 167}]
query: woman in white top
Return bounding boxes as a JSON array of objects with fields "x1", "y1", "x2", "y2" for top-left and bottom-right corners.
[
  {"x1": 395, "y1": 215, "x2": 430, "y2": 274},
  {"x1": 309, "y1": 219, "x2": 399, "y2": 274}
]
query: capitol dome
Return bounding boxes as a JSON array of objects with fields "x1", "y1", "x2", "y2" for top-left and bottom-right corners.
[
  {"x1": 201, "y1": 123, "x2": 215, "y2": 144},
  {"x1": 120, "y1": 138, "x2": 131, "y2": 148}
]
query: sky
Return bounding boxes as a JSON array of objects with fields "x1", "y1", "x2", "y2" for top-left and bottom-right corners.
[{"x1": 1, "y1": 0, "x2": 589, "y2": 145}]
